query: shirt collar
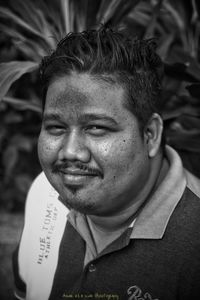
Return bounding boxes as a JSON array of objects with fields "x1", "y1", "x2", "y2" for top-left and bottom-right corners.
[{"x1": 128, "y1": 145, "x2": 186, "y2": 239}]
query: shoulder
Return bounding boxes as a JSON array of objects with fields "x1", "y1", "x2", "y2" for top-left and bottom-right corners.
[
  {"x1": 180, "y1": 170, "x2": 200, "y2": 223},
  {"x1": 169, "y1": 173, "x2": 200, "y2": 247}
]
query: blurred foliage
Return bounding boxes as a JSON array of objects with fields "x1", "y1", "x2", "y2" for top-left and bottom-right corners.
[{"x1": 0, "y1": 0, "x2": 200, "y2": 211}]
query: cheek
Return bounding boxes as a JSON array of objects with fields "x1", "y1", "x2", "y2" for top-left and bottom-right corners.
[
  {"x1": 91, "y1": 136, "x2": 138, "y2": 171},
  {"x1": 37, "y1": 133, "x2": 59, "y2": 165}
]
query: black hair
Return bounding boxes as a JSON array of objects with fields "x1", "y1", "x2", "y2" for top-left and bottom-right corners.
[{"x1": 40, "y1": 26, "x2": 164, "y2": 130}]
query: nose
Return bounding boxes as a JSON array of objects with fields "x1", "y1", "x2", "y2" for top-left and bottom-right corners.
[{"x1": 58, "y1": 129, "x2": 91, "y2": 163}]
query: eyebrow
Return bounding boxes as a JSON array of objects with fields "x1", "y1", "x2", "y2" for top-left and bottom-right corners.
[
  {"x1": 43, "y1": 113, "x2": 62, "y2": 123},
  {"x1": 42, "y1": 113, "x2": 118, "y2": 126},
  {"x1": 79, "y1": 114, "x2": 118, "y2": 125}
]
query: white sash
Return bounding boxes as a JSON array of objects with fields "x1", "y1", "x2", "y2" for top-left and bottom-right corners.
[{"x1": 18, "y1": 172, "x2": 68, "y2": 300}]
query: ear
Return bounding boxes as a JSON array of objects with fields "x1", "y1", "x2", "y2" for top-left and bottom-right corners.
[{"x1": 144, "y1": 113, "x2": 163, "y2": 158}]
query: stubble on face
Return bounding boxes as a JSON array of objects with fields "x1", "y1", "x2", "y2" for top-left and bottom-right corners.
[{"x1": 38, "y1": 73, "x2": 151, "y2": 216}]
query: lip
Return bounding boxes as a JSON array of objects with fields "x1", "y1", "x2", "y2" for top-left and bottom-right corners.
[
  {"x1": 60, "y1": 168, "x2": 97, "y2": 176},
  {"x1": 59, "y1": 169, "x2": 98, "y2": 186}
]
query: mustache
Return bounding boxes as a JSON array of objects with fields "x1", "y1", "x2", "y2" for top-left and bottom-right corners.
[{"x1": 52, "y1": 161, "x2": 103, "y2": 178}]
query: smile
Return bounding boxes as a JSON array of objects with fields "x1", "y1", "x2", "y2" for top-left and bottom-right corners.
[{"x1": 59, "y1": 169, "x2": 98, "y2": 185}]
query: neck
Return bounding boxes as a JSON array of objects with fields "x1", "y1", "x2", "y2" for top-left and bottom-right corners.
[{"x1": 88, "y1": 151, "x2": 168, "y2": 233}]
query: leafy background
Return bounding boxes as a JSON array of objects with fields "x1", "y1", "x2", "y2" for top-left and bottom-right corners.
[{"x1": 0, "y1": 0, "x2": 200, "y2": 299}]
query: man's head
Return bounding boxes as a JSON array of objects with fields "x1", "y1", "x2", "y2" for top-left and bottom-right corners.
[{"x1": 38, "y1": 27, "x2": 164, "y2": 216}]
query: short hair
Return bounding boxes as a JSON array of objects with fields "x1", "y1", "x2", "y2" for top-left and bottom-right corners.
[{"x1": 40, "y1": 26, "x2": 164, "y2": 130}]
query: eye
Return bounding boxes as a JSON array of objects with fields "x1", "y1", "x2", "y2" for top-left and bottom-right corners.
[
  {"x1": 85, "y1": 125, "x2": 108, "y2": 136},
  {"x1": 44, "y1": 124, "x2": 65, "y2": 136}
]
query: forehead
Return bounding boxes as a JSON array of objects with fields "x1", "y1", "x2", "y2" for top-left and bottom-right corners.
[{"x1": 45, "y1": 73, "x2": 133, "y2": 122}]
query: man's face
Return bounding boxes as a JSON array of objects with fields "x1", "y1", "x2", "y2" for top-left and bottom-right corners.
[{"x1": 38, "y1": 72, "x2": 151, "y2": 216}]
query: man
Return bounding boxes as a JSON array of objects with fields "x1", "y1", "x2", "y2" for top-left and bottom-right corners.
[{"x1": 13, "y1": 27, "x2": 200, "y2": 300}]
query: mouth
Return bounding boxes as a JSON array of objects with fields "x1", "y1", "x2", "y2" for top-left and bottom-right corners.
[{"x1": 59, "y1": 168, "x2": 99, "y2": 186}]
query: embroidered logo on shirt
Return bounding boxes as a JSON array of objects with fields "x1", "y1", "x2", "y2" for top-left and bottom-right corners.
[{"x1": 127, "y1": 285, "x2": 159, "y2": 300}]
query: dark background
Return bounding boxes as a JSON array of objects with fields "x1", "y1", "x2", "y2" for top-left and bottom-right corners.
[{"x1": 0, "y1": 0, "x2": 200, "y2": 299}]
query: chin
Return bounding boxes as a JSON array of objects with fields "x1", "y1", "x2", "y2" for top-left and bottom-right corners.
[
  {"x1": 65, "y1": 199, "x2": 97, "y2": 214},
  {"x1": 61, "y1": 190, "x2": 97, "y2": 214}
]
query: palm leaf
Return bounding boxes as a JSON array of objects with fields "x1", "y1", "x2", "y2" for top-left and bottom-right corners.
[
  {"x1": 60, "y1": 0, "x2": 71, "y2": 34},
  {"x1": 0, "y1": 24, "x2": 26, "y2": 42},
  {"x1": 0, "y1": 7, "x2": 50, "y2": 47},
  {"x1": 0, "y1": 25, "x2": 46, "y2": 60},
  {"x1": 11, "y1": 0, "x2": 44, "y2": 32},
  {"x1": 2, "y1": 96, "x2": 42, "y2": 113},
  {"x1": 0, "y1": 61, "x2": 38, "y2": 101},
  {"x1": 163, "y1": 2, "x2": 185, "y2": 30},
  {"x1": 144, "y1": 0, "x2": 163, "y2": 38},
  {"x1": 71, "y1": 0, "x2": 88, "y2": 32},
  {"x1": 97, "y1": 0, "x2": 140, "y2": 25},
  {"x1": 127, "y1": 2, "x2": 152, "y2": 27}
]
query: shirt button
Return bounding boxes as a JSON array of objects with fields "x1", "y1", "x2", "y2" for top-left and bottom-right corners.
[{"x1": 88, "y1": 263, "x2": 96, "y2": 272}]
